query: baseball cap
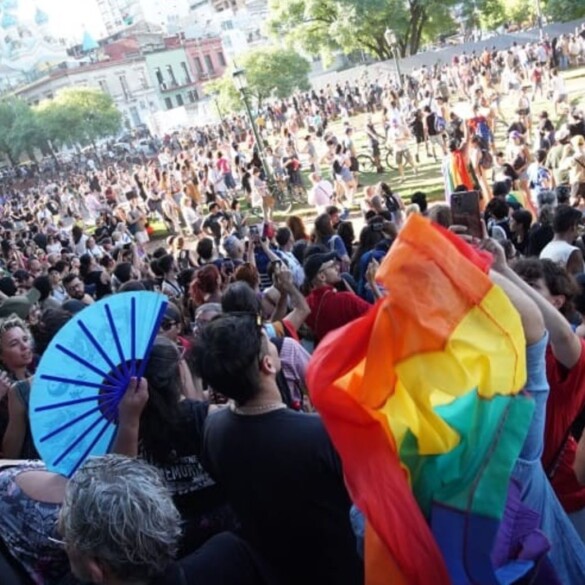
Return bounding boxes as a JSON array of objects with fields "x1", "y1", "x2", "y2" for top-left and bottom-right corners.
[
  {"x1": 303, "y1": 252, "x2": 337, "y2": 283},
  {"x1": 0, "y1": 287, "x2": 41, "y2": 319},
  {"x1": 61, "y1": 299, "x2": 87, "y2": 315}
]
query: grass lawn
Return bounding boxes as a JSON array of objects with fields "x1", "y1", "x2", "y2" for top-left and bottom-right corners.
[
  {"x1": 267, "y1": 65, "x2": 585, "y2": 222},
  {"x1": 149, "y1": 66, "x2": 585, "y2": 238}
]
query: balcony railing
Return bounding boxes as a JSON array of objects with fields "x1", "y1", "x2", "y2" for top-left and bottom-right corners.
[{"x1": 158, "y1": 78, "x2": 195, "y2": 92}]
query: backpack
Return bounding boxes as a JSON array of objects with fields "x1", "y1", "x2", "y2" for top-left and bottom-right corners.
[
  {"x1": 474, "y1": 119, "x2": 492, "y2": 144},
  {"x1": 480, "y1": 149, "x2": 494, "y2": 170},
  {"x1": 434, "y1": 115, "x2": 447, "y2": 134}
]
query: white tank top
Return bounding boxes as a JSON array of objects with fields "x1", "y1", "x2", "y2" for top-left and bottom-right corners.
[{"x1": 539, "y1": 240, "x2": 579, "y2": 267}]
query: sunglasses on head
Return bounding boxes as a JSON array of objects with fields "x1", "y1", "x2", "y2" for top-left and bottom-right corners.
[{"x1": 161, "y1": 320, "x2": 178, "y2": 331}]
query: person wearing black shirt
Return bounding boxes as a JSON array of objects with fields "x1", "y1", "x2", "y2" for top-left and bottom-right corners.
[
  {"x1": 202, "y1": 203, "x2": 226, "y2": 249},
  {"x1": 507, "y1": 114, "x2": 527, "y2": 139},
  {"x1": 194, "y1": 315, "x2": 363, "y2": 585},
  {"x1": 365, "y1": 117, "x2": 384, "y2": 173},
  {"x1": 447, "y1": 113, "x2": 465, "y2": 149},
  {"x1": 568, "y1": 112, "x2": 585, "y2": 139}
]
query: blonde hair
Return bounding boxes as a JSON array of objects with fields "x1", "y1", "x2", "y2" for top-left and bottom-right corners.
[{"x1": 0, "y1": 315, "x2": 30, "y2": 355}]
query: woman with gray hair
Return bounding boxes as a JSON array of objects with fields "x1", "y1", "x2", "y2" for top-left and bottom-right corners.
[
  {"x1": 0, "y1": 378, "x2": 153, "y2": 584},
  {"x1": 59, "y1": 454, "x2": 182, "y2": 584}
]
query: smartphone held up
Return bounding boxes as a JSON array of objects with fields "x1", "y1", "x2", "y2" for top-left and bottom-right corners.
[{"x1": 450, "y1": 191, "x2": 483, "y2": 240}]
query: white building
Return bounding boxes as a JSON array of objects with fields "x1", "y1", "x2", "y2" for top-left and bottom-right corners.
[
  {"x1": 15, "y1": 57, "x2": 161, "y2": 129},
  {"x1": 184, "y1": 0, "x2": 269, "y2": 59},
  {"x1": 96, "y1": 0, "x2": 144, "y2": 35},
  {"x1": 95, "y1": 0, "x2": 191, "y2": 35}
]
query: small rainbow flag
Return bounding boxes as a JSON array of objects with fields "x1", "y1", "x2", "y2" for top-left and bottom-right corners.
[{"x1": 307, "y1": 215, "x2": 535, "y2": 584}]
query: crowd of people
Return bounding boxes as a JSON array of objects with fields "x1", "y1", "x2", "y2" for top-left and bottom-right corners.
[{"x1": 1, "y1": 22, "x2": 585, "y2": 585}]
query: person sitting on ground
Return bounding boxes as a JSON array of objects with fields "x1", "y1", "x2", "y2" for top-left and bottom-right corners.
[
  {"x1": 58, "y1": 453, "x2": 266, "y2": 585},
  {"x1": 62, "y1": 273, "x2": 95, "y2": 306},
  {"x1": 140, "y1": 336, "x2": 236, "y2": 555},
  {"x1": 303, "y1": 251, "x2": 370, "y2": 345},
  {"x1": 194, "y1": 314, "x2": 364, "y2": 585},
  {"x1": 312, "y1": 213, "x2": 351, "y2": 272},
  {"x1": 539, "y1": 206, "x2": 585, "y2": 274}
]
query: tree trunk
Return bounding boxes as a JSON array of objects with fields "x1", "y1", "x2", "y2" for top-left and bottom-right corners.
[
  {"x1": 405, "y1": 0, "x2": 427, "y2": 56},
  {"x1": 411, "y1": 10, "x2": 427, "y2": 55}
]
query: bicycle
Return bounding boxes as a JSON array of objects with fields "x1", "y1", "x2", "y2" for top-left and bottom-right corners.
[
  {"x1": 356, "y1": 144, "x2": 397, "y2": 174},
  {"x1": 249, "y1": 175, "x2": 304, "y2": 218}
]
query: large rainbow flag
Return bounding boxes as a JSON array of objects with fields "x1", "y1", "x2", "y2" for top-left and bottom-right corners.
[{"x1": 307, "y1": 215, "x2": 538, "y2": 584}]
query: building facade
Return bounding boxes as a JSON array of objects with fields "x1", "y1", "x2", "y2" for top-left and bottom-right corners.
[
  {"x1": 11, "y1": 22, "x2": 227, "y2": 128},
  {"x1": 15, "y1": 57, "x2": 161, "y2": 128},
  {"x1": 96, "y1": 0, "x2": 144, "y2": 35},
  {"x1": 95, "y1": 0, "x2": 191, "y2": 35},
  {"x1": 143, "y1": 46, "x2": 202, "y2": 111},
  {"x1": 183, "y1": 36, "x2": 227, "y2": 85},
  {"x1": 184, "y1": 0, "x2": 269, "y2": 60}
]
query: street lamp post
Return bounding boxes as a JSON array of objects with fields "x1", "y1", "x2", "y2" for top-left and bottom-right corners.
[
  {"x1": 384, "y1": 28, "x2": 404, "y2": 90},
  {"x1": 232, "y1": 67, "x2": 275, "y2": 189},
  {"x1": 210, "y1": 90, "x2": 225, "y2": 126}
]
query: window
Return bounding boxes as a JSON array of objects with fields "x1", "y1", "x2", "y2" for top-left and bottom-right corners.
[
  {"x1": 98, "y1": 79, "x2": 110, "y2": 95},
  {"x1": 217, "y1": 51, "x2": 226, "y2": 67},
  {"x1": 164, "y1": 97, "x2": 173, "y2": 110},
  {"x1": 204, "y1": 55, "x2": 214, "y2": 73},
  {"x1": 180, "y1": 61, "x2": 191, "y2": 85},
  {"x1": 221, "y1": 20, "x2": 234, "y2": 30},
  {"x1": 176, "y1": 94, "x2": 184, "y2": 107},
  {"x1": 188, "y1": 90, "x2": 195, "y2": 103},
  {"x1": 129, "y1": 106, "x2": 141, "y2": 126},
  {"x1": 138, "y1": 70, "x2": 149, "y2": 89},
  {"x1": 155, "y1": 67, "x2": 165, "y2": 89},
  {"x1": 119, "y1": 75, "x2": 130, "y2": 99},
  {"x1": 194, "y1": 56, "x2": 204, "y2": 75},
  {"x1": 166, "y1": 65, "x2": 178, "y2": 87}
]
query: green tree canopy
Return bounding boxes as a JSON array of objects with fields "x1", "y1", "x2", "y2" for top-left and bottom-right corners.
[
  {"x1": 0, "y1": 88, "x2": 123, "y2": 166},
  {"x1": 35, "y1": 99, "x2": 73, "y2": 151},
  {"x1": 207, "y1": 46, "x2": 311, "y2": 112},
  {"x1": 0, "y1": 97, "x2": 49, "y2": 165},
  {"x1": 469, "y1": 0, "x2": 583, "y2": 31},
  {"x1": 543, "y1": 0, "x2": 585, "y2": 22},
  {"x1": 49, "y1": 88, "x2": 122, "y2": 148},
  {"x1": 266, "y1": 0, "x2": 458, "y2": 60}
]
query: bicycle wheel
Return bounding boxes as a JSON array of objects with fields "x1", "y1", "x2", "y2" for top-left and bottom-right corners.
[
  {"x1": 357, "y1": 154, "x2": 377, "y2": 174},
  {"x1": 384, "y1": 149, "x2": 397, "y2": 171},
  {"x1": 273, "y1": 183, "x2": 293, "y2": 214},
  {"x1": 291, "y1": 184, "x2": 307, "y2": 204},
  {"x1": 275, "y1": 195, "x2": 293, "y2": 214}
]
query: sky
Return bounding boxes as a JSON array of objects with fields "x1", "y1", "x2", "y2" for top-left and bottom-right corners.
[{"x1": 21, "y1": 0, "x2": 106, "y2": 43}]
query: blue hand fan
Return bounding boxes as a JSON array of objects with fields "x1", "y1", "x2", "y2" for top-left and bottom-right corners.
[{"x1": 30, "y1": 292, "x2": 168, "y2": 477}]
